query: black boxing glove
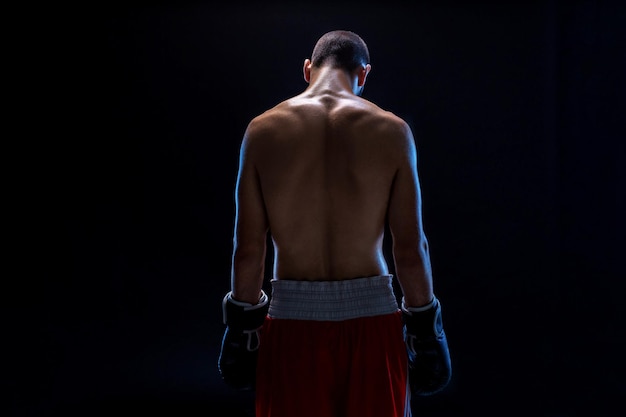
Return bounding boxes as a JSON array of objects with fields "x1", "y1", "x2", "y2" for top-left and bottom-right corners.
[
  {"x1": 218, "y1": 290, "x2": 269, "y2": 391},
  {"x1": 402, "y1": 296, "x2": 452, "y2": 396}
]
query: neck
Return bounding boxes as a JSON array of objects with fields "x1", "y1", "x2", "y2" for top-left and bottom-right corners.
[{"x1": 306, "y1": 66, "x2": 359, "y2": 96}]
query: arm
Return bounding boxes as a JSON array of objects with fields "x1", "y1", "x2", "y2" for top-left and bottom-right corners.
[
  {"x1": 387, "y1": 121, "x2": 433, "y2": 308},
  {"x1": 230, "y1": 122, "x2": 269, "y2": 304},
  {"x1": 218, "y1": 122, "x2": 270, "y2": 391},
  {"x1": 388, "y1": 121, "x2": 451, "y2": 396}
]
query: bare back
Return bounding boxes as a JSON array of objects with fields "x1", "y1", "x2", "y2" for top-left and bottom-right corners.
[{"x1": 241, "y1": 90, "x2": 412, "y2": 281}]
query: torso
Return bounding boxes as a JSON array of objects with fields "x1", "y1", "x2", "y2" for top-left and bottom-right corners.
[{"x1": 249, "y1": 90, "x2": 406, "y2": 281}]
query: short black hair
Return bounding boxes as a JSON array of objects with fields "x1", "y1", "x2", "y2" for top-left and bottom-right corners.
[{"x1": 310, "y1": 30, "x2": 370, "y2": 72}]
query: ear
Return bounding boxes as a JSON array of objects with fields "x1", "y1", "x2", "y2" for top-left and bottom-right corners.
[
  {"x1": 357, "y1": 63, "x2": 371, "y2": 87},
  {"x1": 303, "y1": 58, "x2": 312, "y2": 83}
]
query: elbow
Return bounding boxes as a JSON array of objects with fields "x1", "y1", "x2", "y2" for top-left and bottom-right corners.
[
  {"x1": 393, "y1": 236, "x2": 430, "y2": 266},
  {"x1": 232, "y1": 243, "x2": 266, "y2": 269}
]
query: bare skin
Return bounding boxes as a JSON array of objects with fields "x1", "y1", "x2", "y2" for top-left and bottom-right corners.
[{"x1": 231, "y1": 59, "x2": 433, "y2": 308}]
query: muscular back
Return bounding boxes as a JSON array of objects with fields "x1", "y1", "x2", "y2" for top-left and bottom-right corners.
[{"x1": 236, "y1": 89, "x2": 418, "y2": 281}]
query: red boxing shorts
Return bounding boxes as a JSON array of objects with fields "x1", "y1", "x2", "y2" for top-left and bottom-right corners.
[{"x1": 255, "y1": 275, "x2": 411, "y2": 417}]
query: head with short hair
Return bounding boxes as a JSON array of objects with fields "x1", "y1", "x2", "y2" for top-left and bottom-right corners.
[{"x1": 310, "y1": 30, "x2": 370, "y2": 73}]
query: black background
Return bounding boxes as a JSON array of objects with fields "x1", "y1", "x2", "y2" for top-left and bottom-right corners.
[{"x1": 15, "y1": 0, "x2": 625, "y2": 416}]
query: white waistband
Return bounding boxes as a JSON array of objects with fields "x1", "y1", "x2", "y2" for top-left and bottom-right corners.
[{"x1": 268, "y1": 275, "x2": 400, "y2": 321}]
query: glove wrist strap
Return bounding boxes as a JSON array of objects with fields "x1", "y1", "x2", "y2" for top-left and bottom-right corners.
[
  {"x1": 401, "y1": 296, "x2": 436, "y2": 314},
  {"x1": 222, "y1": 290, "x2": 269, "y2": 327},
  {"x1": 226, "y1": 291, "x2": 269, "y2": 310}
]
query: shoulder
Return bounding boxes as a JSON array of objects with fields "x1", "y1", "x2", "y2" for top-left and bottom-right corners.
[
  {"x1": 238, "y1": 100, "x2": 300, "y2": 162},
  {"x1": 359, "y1": 99, "x2": 415, "y2": 151},
  {"x1": 381, "y1": 111, "x2": 412, "y2": 140},
  {"x1": 353, "y1": 97, "x2": 411, "y2": 133},
  {"x1": 244, "y1": 100, "x2": 298, "y2": 140},
  {"x1": 246, "y1": 105, "x2": 283, "y2": 135}
]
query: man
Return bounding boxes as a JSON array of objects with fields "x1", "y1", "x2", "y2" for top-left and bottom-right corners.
[{"x1": 218, "y1": 30, "x2": 451, "y2": 417}]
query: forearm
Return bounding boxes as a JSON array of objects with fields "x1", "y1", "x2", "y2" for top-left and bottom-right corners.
[
  {"x1": 393, "y1": 241, "x2": 434, "y2": 307},
  {"x1": 231, "y1": 245, "x2": 266, "y2": 304}
]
